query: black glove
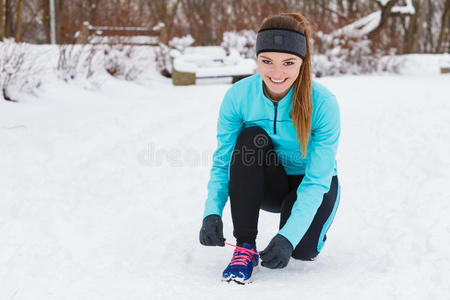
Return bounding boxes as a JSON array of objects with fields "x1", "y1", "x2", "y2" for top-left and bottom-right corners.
[
  {"x1": 260, "y1": 234, "x2": 293, "y2": 269},
  {"x1": 199, "y1": 214, "x2": 225, "y2": 246}
]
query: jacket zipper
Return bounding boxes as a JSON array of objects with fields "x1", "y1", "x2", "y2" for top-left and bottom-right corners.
[{"x1": 273, "y1": 101, "x2": 278, "y2": 135}]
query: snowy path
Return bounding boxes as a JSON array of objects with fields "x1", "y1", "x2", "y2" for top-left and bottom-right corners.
[{"x1": 1, "y1": 75, "x2": 449, "y2": 299}]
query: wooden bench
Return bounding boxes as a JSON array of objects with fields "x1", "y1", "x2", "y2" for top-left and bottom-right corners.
[{"x1": 75, "y1": 22, "x2": 163, "y2": 45}]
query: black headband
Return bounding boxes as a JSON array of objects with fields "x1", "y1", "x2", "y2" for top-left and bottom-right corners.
[{"x1": 256, "y1": 28, "x2": 307, "y2": 59}]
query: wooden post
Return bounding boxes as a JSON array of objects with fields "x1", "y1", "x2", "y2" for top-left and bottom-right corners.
[
  {"x1": 4, "y1": 0, "x2": 10, "y2": 38},
  {"x1": 159, "y1": 24, "x2": 167, "y2": 44},
  {"x1": 76, "y1": 21, "x2": 89, "y2": 44},
  {"x1": 0, "y1": 0, "x2": 4, "y2": 40},
  {"x1": 172, "y1": 69, "x2": 196, "y2": 85},
  {"x1": 436, "y1": 0, "x2": 450, "y2": 53}
]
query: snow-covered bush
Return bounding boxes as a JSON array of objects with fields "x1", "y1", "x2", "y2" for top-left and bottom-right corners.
[
  {"x1": 155, "y1": 35, "x2": 195, "y2": 76},
  {"x1": 0, "y1": 40, "x2": 43, "y2": 102},
  {"x1": 439, "y1": 54, "x2": 450, "y2": 70},
  {"x1": 168, "y1": 34, "x2": 195, "y2": 52},
  {"x1": 57, "y1": 44, "x2": 152, "y2": 85},
  {"x1": 221, "y1": 30, "x2": 257, "y2": 59},
  {"x1": 57, "y1": 44, "x2": 103, "y2": 82},
  {"x1": 377, "y1": 49, "x2": 403, "y2": 73},
  {"x1": 154, "y1": 42, "x2": 172, "y2": 76},
  {"x1": 103, "y1": 45, "x2": 148, "y2": 81}
]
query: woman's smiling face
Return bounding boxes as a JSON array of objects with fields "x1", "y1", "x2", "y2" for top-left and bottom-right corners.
[{"x1": 257, "y1": 52, "x2": 302, "y2": 101}]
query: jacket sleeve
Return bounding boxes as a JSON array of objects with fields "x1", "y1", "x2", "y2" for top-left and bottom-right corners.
[
  {"x1": 278, "y1": 94, "x2": 340, "y2": 248},
  {"x1": 203, "y1": 87, "x2": 243, "y2": 219}
]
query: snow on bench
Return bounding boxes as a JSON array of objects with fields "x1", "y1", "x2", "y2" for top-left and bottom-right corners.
[{"x1": 172, "y1": 46, "x2": 256, "y2": 85}]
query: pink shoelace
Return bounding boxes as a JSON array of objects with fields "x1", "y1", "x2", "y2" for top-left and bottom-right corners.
[{"x1": 225, "y1": 242, "x2": 259, "y2": 266}]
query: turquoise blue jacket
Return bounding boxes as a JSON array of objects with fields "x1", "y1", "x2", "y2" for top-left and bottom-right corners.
[{"x1": 203, "y1": 73, "x2": 340, "y2": 248}]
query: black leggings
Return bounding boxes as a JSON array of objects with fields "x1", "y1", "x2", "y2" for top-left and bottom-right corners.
[{"x1": 229, "y1": 126, "x2": 339, "y2": 261}]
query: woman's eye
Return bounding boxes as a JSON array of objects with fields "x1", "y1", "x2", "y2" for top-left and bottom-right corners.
[
  {"x1": 284, "y1": 61, "x2": 294, "y2": 66},
  {"x1": 262, "y1": 60, "x2": 272, "y2": 64}
]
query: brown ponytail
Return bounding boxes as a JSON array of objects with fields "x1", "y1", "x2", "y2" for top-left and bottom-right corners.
[{"x1": 258, "y1": 13, "x2": 313, "y2": 158}]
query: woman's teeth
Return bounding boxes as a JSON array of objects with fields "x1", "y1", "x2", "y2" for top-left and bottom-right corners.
[{"x1": 270, "y1": 77, "x2": 286, "y2": 84}]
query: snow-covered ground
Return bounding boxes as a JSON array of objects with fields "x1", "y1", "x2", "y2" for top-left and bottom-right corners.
[{"x1": 1, "y1": 67, "x2": 450, "y2": 299}]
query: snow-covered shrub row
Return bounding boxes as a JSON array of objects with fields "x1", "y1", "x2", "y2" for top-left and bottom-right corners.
[
  {"x1": 0, "y1": 40, "x2": 158, "y2": 101},
  {"x1": 312, "y1": 32, "x2": 401, "y2": 76},
  {"x1": 218, "y1": 30, "x2": 400, "y2": 75},
  {"x1": 57, "y1": 44, "x2": 154, "y2": 84},
  {"x1": 221, "y1": 30, "x2": 257, "y2": 59},
  {"x1": 154, "y1": 29, "x2": 402, "y2": 77},
  {"x1": 0, "y1": 40, "x2": 43, "y2": 101}
]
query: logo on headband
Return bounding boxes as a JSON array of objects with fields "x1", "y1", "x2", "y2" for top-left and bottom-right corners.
[{"x1": 274, "y1": 35, "x2": 283, "y2": 45}]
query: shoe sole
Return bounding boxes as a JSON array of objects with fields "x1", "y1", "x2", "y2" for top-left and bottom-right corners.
[{"x1": 221, "y1": 265, "x2": 259, "y2": 284}]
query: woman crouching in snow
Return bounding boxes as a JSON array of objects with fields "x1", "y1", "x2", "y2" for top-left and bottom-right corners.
[{"x1": 199, "y1": 12, "x2": 341, "y2": 284}]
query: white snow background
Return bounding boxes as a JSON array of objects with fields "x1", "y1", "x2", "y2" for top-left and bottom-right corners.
[{"x1": 1, "y1": 49, "x2": 450, "y2": 299}]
